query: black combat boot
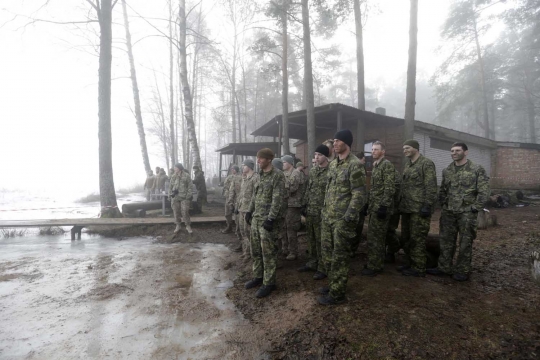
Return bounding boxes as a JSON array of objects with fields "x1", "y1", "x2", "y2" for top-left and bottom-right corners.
[
  {"x1": 313, "y1": 271, "x2": 327, "y2": 280},
  {"x1": 317, "y1": 294, "x2": 345, "y2": 306},
  {"x1": 452, "y1": 273, "x2": 469, "y2": 282},
  {"x1": 402, "y1": 268, "x2": 425, "y2": 277},
  {"x1": 245, "y1": 278, "x2": 263, "y2": 289},
  {"x1": 255, "y1": 284, "x2": 276, "y2": 298}
]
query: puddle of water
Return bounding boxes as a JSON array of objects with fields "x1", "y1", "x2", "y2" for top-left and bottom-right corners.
[{"x1": 0, "y1": 234, "x2": 244, "y2": 359}]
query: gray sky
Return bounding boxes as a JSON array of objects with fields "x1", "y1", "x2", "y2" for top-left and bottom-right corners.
[{"x1": 0, "y1": 0, "x2": 477, "y2": 198}]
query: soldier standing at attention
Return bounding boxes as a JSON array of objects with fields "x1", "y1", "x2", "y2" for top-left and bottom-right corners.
[
  {"x1": 298, "y1": 145, "x2": 330, "y2": 276},
  {"x1": 397, "y1": 139, "x2": 437, "y2": 276},
  {"x1": 169, "y1": 163, "x2": 194, "y2": 234},
  {"x1": 192, "y1": 166, "x2": 207, "y2": 212},
  {"x1": 319, "y1": 129, "x2": 366, "y2": 305},
  {"x1": 244, "y1": 148, "x2": 285, "y2": 298},
  {"x1": 427, "y1": 142, "x2": 489, "y2": 281},
  {"x1": 157, "y1": 168, "x2": 169, "y2": 193},
  {"x1": 227, "y1": 165, "x2": 244, "y2": 251},
  {"x1": 237, "y1": 159, "x2": 259, "y2": 260},
  {"x1": 350, "y1": 151, "x2": 367, "y2": 258},
  {"x1": 363, "y1": 141, "x2": 395, "y2": 277},
  {"x1": 280, "y1": 155, "x2": 304, "y2": 261},
  {"x1": 144, "y1": 170, "x2": 155, "y2": 201},
  {"x1": 221, "y1": 166, "x2": 239, "y2": 234},
  {"x1": 152, "y1": 167, "x2": 161, "y2": 195}
]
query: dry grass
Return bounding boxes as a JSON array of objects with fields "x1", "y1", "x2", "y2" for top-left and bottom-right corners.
[
  {"x1": 75, "y1": 193, "x2": 100, "y2": 204},
  {"x1": 38, "y1": 227, "x2": 66, "y2": 235},
  {"x1": 1, "y1": 228, "x2": 28, "y2": 238}
]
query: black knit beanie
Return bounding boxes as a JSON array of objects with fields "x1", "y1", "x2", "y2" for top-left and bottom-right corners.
[
  {"x1": 315, "y1": 144, "x2": 330, "y2": 157},
  {"x1": 334, "y1": 129, "x2": 353, "y2": 148}
]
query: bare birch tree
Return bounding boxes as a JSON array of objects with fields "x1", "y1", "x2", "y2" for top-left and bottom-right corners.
[{"x1": 404, "y1": 0, "x2": 418, "y2": 141}]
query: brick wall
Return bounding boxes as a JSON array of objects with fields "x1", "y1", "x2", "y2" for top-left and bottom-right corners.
[
  {"x1": 491, "y1": 147, "x2": 540, "y2": 190},
  {"x1": 413, "y1": 131, "x2": 492, "y2": 185}
]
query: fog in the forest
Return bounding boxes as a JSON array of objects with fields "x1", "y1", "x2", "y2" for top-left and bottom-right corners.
[{"x1": 1, "y1": 0, "x2": 538, "y2": 198}]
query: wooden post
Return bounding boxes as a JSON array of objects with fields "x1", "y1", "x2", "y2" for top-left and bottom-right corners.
[
  {"x1": 278, "y1": 120, "x2": 282, "y2": 157},
  {"x1": 356, "y1": 118, "x2": 365, "y2": 153},
  {"x1": 219, "y1": 153, "x2": 223, "y2": 184}
]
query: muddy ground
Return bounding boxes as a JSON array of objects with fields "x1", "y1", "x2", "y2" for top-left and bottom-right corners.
[
  {"x1": 227, "y1": 206, "x2": 540, "y2": 360},
  {"x1": 1, "y1": 200, "x2": 539, "y2": 359}
]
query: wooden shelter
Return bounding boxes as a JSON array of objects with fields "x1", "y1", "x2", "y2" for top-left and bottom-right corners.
[{"x1": 215, "y1": 142, "x2": 279, "y2": 183}]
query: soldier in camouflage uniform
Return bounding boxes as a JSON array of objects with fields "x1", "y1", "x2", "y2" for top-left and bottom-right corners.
[
  {"x1": 351, "y1": 152, "x2": 367, "y2": 257},
  {"x1": 363, "y1": 141, "x2": 396, "y2": 277},
  {"x1": 244, "y1": 148, "x2": 285, "y2": 298},
  {"x1": 168, "y1": 163, "x2": 194, "y2": 234},
  {"x1": 226, "y1": 165, "x2": 243, "y2": 250},
  {"x1": 427, "y1": 142, "x2": 490, "y2": 281},
  {"x1": 319, "y1": 129, "x2": 366, "y2": 306},
  {"x1": 272, "y1": 158, "x2": 287, "y2": 261},
  {"x1": 157, "y1": 169, "x2": 169, "y2": 193},
  {"x1": 144, "y1": 170, "x2": 155, "y2": 201},
  {"x1": 237, "y1": 159, "x2": 260, "y2": 259},
  {"x1": 298, "y1": 145, "x2": 330, "y2": 275},
  {"x1": 384, "y1": 168, "x2": 402, "y2": 263},
  {"x1": 192, "y1": 166, "x2": 207, "y2": 212},
  {"x1": 222, "y1": 166, "x2": 240, "y2": 234},
  {"x1": 280, "y1": 155, "x2": 304, "y2": 260},
  {"x1": 397, "y1": 139, "x2": 438, "y2": 276}
]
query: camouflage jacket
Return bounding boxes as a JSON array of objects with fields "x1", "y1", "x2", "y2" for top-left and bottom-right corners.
[
  {"x1": 284, "y1": 168, "x2": 304, "y2": 208},
  {"x1": 226, "y1": 174, "x2": 243, "y2": 209},
  {"x1": 322, "y1": 153, "x2": 366, "y2": 224},
  {"x1": 157, "y1": 173, "x2": 169, "y2": 190},
  {"x1": 238, "y1": 172, "x2": 260, "y2": 212},
  {"x1": 144, "y1": 175, "x2": 155, "y2": 190},
  {"x1": 302, "y1": 165, "x2": 329, "y2": 217},
  {"x1": 168, "y1": 171, "x2": 193, "y2": 202},
  {"x1": 249, "y1": 166, "x2": 285, "y2": 221},
  {"x1": 399, "y1": 155, "x2": 438, "y2": 213},
  {"x1": 222, "y1": 174, "x2": 233, "y2": 197},
  {"x1": 368, "y1": 158, "x2": 396, "y2": 214},
  {"x1": 439, "y1": 159, "x2": 490, "y2": 213},
  {"x1": 193, "y1": 170, "x2": 207, "y2": 196}
]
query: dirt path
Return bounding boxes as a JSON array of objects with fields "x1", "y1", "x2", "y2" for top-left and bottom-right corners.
[{"x1": 227, "y1": 206, "x2": 540, "y2": 359}]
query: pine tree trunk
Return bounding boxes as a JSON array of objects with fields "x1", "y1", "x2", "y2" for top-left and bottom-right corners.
[
  {"x1": 281, "y1": 1, "x2": 290, "y2": 155},
  {"x1": 404, "y1": 0, "x2": 418, "y2": 142},
  {"x1": 97, "y1": 0, "x2": 120, "y2": 217},
  {"x1": 302, "y1": 0, "x2": 315, "y2": 168},
  {"x1": 179, "y1": 0, "x2": 202, "y2": 169},
  {"x1": 168, "y1": 0, "x2": 176, "y2": 165},
  {"x1": 353, "y1": 0, "x2": 365, "y2": 111},
  {"x1": 121, "y1": 0, "x2": 151, "y2": 174},
  {"x1": 473, "y1": 16, "x2": 490, "y2": 139}
]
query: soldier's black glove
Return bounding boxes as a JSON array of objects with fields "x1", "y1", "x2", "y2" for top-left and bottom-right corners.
[
  {"x1": 471, "y1": 206, "x2": 478, "y2": 214},
  {"x1": 245, "y1": 212, "x2": 253, "y2": 225},
  {"x1": 361, "y1": 203, "x2": 369, "y2": 216},
  {"x1": 171, "y1": 189, "x2": 179, "y2": 198},
  {"x1": 420, "y1": 205, "x2": 431, "y2": 218},
  {"x1": 263, "y1": 219, "x2": 274, "y2": 231},
  {"x1": 300, "y1": 206, "x2": 307, "y2": 217},
  {"x1": 376, "y1": 206, "x2": 388, "y2": 219}
]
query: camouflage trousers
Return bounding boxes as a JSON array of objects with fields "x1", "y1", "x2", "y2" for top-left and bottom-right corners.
[
  {"x1": 145, "y1": 189, "x2": 152, "y2": 201},
  {"x1": 401, "y1": 213, "x2": 430, "y2": 272},
  {"x1": 239, "y1": 211, "x2": 252, "y2": 256},
  {"x1": 250, "y1": 217, "x2": 279, "y2": 286},
  {"x1": 196, "y1": 195, "x2": 206, "y2": 212},
  {"x1": 279, "y1": 207, "x2": 302, "y2": 256},
  {"x1": 367, "y1": 214, "x2": 390, "y2": 271},
  {"x1": 386, "y1": 213, "x2": 401, "y2": 255},
  {"x1": 224, "y1": 202, "x2": 232, "y2": 217},
  {"x1": 305, "y1": 214, "x2": 322, "y2": 271},
  {"x1": 172, "y1": 199, "x2": 191, "y2": 225},
  {"x1": 438, "y1": 210, "x2": 478, "y2": 274},
  {"x1": 351, "y1": 214, "x2": 366, "y2": 255},
  {"x1": 321, "y1": 220, "x2": 356, "y2": 300}
]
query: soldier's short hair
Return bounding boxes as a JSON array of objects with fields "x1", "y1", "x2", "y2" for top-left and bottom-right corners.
[
  {"x1": 372, "y1": 141, "x2": 386, "y2": 150},
  {"x1": 451, "y1": 142, "x2": 468, "y2": 151},
  {"x1": 323, "y1": 139, "x2": 334, "y2": 147}
]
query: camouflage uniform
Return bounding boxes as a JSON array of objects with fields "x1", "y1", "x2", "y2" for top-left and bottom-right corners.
[
  {"x1": 350, "y1": 164, "x2": 368, "y2": 255},
  {"x1": 249, "y1": 166, "x2": 285, "y2": 286},
  {"x1": 367, "y1": 158, "x2": 396, "y2": 271},
  {"x1": 398, "y1": 155, "x2": 438, "y2": 272},
  {"x1": 227, "y1": 174, "x2": 243, "y2": 238},
  {"x1": 438, "y1": 160, "x2": 490, "y2": 274},
  {"x1": 168, "y1": 171, "x2": 194, "y2": 226},
  {"x1": 223, "y1": 174, "x2": 234, "y2": 217},
  {"x1": 238, "y1": 172, "x2": 260, "y2": 255},
  {"x1": 321, "y1": 154, "x2": 366, "y2": 300},
  {"x1": 385, "y1": 168, "x2": 403, "y2": 256},
  {"x1": 157, "y1": 171, "x2": 169, "y2": 192},
  {"x1": 144, "y1": 174, "x2": 155, "y2": 201},
  {"x1": 280, "y1": 168, "x2": 304, "y2": 257},
  {"x1": 193, "y1": 169, "x2": 207, "y2": 211},
  {"x1": 302, "y1": 165, "x2": 329, "y2": 272}
]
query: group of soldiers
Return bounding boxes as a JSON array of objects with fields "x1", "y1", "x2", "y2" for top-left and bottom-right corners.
[
  {"x1": 143, "y1": 166, "x2": 169, "y2": 201},
  {"x1": 222, "y1": 128, "x2": 490, "y2": 304}
]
